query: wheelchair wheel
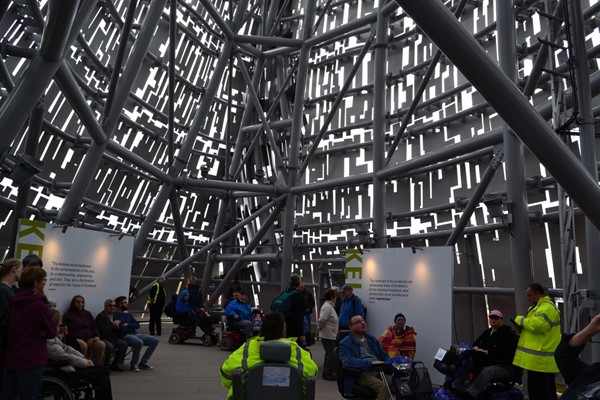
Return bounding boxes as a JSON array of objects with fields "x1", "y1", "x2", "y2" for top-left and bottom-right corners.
[
  {"x1": 169, "y1": 332, "x2": 182, "y2": 344},
  {"x1": 40, "y1": 376, "x2": 76, "y2": 400},
  {"x1": 211, "y1": 334, "x2": 220, "y2": 345},
  {"x1": 201, "y1": 335, "x2": 212, "y2": 346},
  {"x1": 220, "y1": 337, "x2": 233, "y2": 351}
]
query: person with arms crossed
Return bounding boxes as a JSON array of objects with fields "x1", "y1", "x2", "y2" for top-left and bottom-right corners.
[{"x1": 114, "y1": 295, "x2": 159, "y2": 372}]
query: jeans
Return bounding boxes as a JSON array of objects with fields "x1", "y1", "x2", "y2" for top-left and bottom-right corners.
[
  {"x1": 1, "y1": 367, "x2": 45, "y2": 400},
  {"x1": 122, "y1": 333, "x2": 159, "y2": 367}
]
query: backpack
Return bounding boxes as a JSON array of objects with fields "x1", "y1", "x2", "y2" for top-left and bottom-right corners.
[
  {"x1": 164, "y1": 299, "x2": 175, "y2": 318},
  {"x1": 270, "y1": 289, "x2": 294, "y2": 318}
]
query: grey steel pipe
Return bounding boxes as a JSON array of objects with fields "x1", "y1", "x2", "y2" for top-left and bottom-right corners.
[{"x1": 394, "y1": 0, "x2": 600, "y2": 233}]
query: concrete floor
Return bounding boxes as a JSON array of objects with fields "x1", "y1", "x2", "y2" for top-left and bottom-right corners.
[{"x1": 109, "y1": 321, "x2": 340, "y2": 400}]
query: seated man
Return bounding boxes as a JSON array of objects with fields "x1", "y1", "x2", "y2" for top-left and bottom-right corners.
[
  {"x1": 339, "y1": 315, "x2": 393, "y2": 400},
  {"x1": 220, "y1": 311, "x2": 317, "y2": 400},
  {"x1": 224, "y1": 289, "x2": 253, "y2": 339},
  {"x1": 554, "y1": 314, "x2": 600, "y2": 400},
  {"x1": 462, "y1": 309, "x2": 518, "y2": 399},
  {"x1": 114, "y1": 296, "x2": 159, "y2": 372},
  {"x1": 95, "y1": 299, "x2": 129, "y2": 371}
]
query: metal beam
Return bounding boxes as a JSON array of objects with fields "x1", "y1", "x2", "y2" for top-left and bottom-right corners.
[{"x1": 394, "y1": 0, "x2": 600, "y2": 233}]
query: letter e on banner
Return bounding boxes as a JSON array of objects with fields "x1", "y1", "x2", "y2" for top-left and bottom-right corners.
[{"x1": 345, "y1": 249, "x2": 363, "y2": 289}]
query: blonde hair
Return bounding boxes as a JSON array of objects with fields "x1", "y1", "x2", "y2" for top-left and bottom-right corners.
[{"x1": 0, "y1": 258, "x2": 21, "y2": 279}]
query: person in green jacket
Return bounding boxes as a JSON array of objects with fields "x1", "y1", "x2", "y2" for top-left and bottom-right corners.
[
  {"x1": 512, "y1": 283, "x2": 561, "y2": 400},
  {"x1": 220, "y1": 311, "x2": 318, "y2": 399}
]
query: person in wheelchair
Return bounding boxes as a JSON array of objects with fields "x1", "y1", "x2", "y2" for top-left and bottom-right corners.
[
  {"x1": 47, "y1": 309, "x2": 113, "y2": 400},
  {"x1": 175, "y1": 290, "x2": 203, "y2": 335},
  {"x1": 339, "y1": 316, "x2": 394, "y2": 400},
  {"x1": 461, "y1": 309, "x2": 518, "y2": 399},
  {"x1": 224, "y1": 289, "x2": 253, "y2": 340},
  {"x1": 220, "y1": 311, "x2": 317, "y2": 399}
]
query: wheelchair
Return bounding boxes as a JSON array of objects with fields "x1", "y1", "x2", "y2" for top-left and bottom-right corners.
[
  {"x1": 333, "y1": 331, "x2": 433, "y2": 400},
  {"x1": 169, "y1": 308, "x2": 219, "y2": 345},
  {"x1": 230, "y1": 340, "x2": 316, "y2": 400},
  {"x1": 40, "y1": 361, "x2": 106, "y2": 400},
  {"x1": 219, "y1": 309, "x2": 264, "y2": 351},
  {"x1": 433, "y1": 343, "x2": 523, "y2": 400}
]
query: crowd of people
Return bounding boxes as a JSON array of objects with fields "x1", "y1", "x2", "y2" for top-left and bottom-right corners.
[
  {"x1": 0, "y1": 255, "x2": 161, "y2": 400},
  {"x1": 1, "y1": 255, "x2": 597, "y2": 400}
]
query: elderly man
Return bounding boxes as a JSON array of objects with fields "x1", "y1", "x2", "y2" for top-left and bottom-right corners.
[
  {"x1": 95, "y1": 299, "x2": 129, "y2": 371},
  {"x1": 338, "y1": 285, "x2": 364, "y2": 330},
  {"x1": 114, "y1": 295, "x2": 159, "y2": 372},
  {"x1": 339, "y1": 315, "x2": 392, "y2": 400},
  {"x1": 512, "y1": 283, "x2": 561, "y2": 400}
]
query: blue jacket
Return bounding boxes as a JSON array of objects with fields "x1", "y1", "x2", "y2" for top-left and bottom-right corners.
[
  {"x1": 338, "y1": 294, "x2": 364, "y2": 329},
  {"x1": 114, "y1": 311, "x2": 140, "y2": 337},
  {"x1": 176, "y1": 291, "x2": 196, "y2": 315},
  {"x1": 339, "y1": 332, "x2": 389, "y2": 394},
  {"x1": 225, "y1": 299, "x2": 252, "y2": 321}
]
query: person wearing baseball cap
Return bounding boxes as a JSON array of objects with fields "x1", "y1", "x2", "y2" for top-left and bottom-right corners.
[{"x1": 461, "y1": 309, "x2": 519, "y2": 399}]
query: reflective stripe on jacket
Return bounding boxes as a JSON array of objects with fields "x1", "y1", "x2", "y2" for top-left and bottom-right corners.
[
  {"x1": 220, "y1": 337, "x2": 318, "y2": 399},
  {"x1": 148, "y1": 282, "x2": 165, "y2": 305},
  {"x1": 513, "y1": 295, "x2": 561, "y2": 373}
]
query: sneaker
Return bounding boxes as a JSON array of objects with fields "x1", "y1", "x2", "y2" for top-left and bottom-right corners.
[
  {"x1": 130, "y1": 366, "x2": 140, "y2": 372},
  {"x1": 139, "y1": 363, "x2": 154, "y2": 370}
]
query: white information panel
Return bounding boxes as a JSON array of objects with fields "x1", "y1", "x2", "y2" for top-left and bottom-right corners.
[
  {"x1": 15, "y1": 219, "x2": 133, "y2": 316},
  {"x1": 346, "y1": 247, "x2": 453, "y2": 385}
]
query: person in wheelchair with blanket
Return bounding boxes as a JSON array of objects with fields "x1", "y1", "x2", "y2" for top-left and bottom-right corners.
[{"x1": 46, "y1": 308, "x2": 113, "y2": 400}]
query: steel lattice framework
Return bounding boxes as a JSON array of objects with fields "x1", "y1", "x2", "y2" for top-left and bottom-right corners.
[{"x1": 1, "y1": 0, "x2": 600, "y2": 351}]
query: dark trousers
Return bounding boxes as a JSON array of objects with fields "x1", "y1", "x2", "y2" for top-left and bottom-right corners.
[
  {"x1": 149, "y1": 303, "x2": 164, "y2": 335},
  {"x1": 321, "y1": 338, "x2": 336, "y2": 378},
  {"x1": 527, "y1": 370, "x2": 557, "y2": 400}
]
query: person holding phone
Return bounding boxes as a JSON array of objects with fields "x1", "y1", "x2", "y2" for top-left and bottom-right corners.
[{"x1": 512, "y1": 283, "x2": 561, "y2": 400}]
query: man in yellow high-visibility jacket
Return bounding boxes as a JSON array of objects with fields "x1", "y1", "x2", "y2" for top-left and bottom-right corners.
[
  {"x1": 220, "y1": 311, "x2": 317, "y2": 399},
  {"x1": 513, "y1": 283, "x2": 561, "y2": 400}
]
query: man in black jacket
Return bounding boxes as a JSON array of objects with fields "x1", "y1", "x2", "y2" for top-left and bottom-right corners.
[
  {"x1": 285, "y1": 274, "x2": 307, "y2": 349},
  {"x1": 463, "y1": 309, "x2": 518, "y2": 399},
  {"x1": 95, "y1": 299, "x2": 128, "y2": 371},
  {"x1": 555, "y1": 314, "x2": 600, "y2": 400},
  {"x1": 148, "y1": 276, "x2": 166, "y2": 336}
]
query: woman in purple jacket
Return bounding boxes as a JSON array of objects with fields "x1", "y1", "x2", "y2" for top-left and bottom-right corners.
[
  {"x1": 1, "y1": 266, "x2": 57, "y2": 400},
  {"x1": 63, "y1": 295, "x2": 106, "y2": 367}
]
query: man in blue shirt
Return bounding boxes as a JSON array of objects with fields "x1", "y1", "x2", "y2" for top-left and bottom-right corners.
[
  {"x1": 224, "y1": 290, "x2": 253, "y2": 339},
  {"x1": 338, "y1": 285, "x2": 364, "y2": 330},
  {"x1": 114, "y1": 295, "x2": 159, "y2": 372},
  {"x1": 339, "y1": 315, "x2": 392, "y2": 400}
]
